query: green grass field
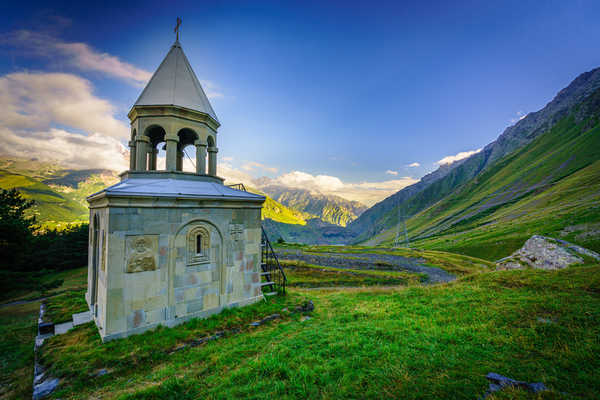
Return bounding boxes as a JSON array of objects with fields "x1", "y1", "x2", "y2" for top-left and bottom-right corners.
[
  {"x1": 30, "y1": 263, "x2": 599, "y2": 399},
  {"x1": 0, "y1": 301, "x2": 40, "y2": 400},
  {"x1": 2, "y1": 246, "x2": 599, "y2": 399}
]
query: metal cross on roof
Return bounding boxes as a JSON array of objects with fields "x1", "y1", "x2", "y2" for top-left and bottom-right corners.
[{"x1": 174, "y1": 17, "x2": 182, "y2": 41}]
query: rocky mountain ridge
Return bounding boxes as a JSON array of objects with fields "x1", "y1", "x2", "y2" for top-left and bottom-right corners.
[
  {"x1": 259, "y1": 185, "x2": 367, "y2": 227},
  {"x1": 346, "y1": 66, "x2": 600, "y2": 244}
]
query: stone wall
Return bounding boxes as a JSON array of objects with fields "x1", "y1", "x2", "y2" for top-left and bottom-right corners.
[
  {"x1": 88, "y1": 203, "x2": 263, "y2": 341},
  {"x1": 86, "y1": 208, "x2": 109, "y2": 332}
]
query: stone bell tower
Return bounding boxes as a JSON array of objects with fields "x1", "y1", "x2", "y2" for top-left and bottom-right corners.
[{"x1": 86, "y1": 35, "x2": 266, "y2": 342}]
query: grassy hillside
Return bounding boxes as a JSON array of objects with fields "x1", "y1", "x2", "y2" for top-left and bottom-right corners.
[
  {"x1": 0, "y1": 157, "x2": 118, "y2": 226},
  {"x1": 261, "y1": 196, "x2": 308, "y2": 225},
  {"x1": 348, "y1": 67, "x2": 600, "y2": 244},
  {"x1": 0, "y1": 170, "x2": 88, "y2": 224},
  {"x1": 371, "y1": 100, "x2": 600, "y2": 260},
  {"x1": 12, "y1": 263, "x2": 598, "y2": 399}
]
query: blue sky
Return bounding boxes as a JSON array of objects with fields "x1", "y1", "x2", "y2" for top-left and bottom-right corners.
[{"x1": 1, "y1": 0, "x2": 600, "y2": 205}]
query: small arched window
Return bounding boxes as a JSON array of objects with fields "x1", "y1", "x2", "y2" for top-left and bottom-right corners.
[{"x1": 187, "y1": 225, "x2": 210, "y2": 265}]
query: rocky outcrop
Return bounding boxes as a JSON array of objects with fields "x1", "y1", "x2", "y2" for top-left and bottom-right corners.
[{"x1": 496, "y1": 235, "x2": 600, "y2": 270}]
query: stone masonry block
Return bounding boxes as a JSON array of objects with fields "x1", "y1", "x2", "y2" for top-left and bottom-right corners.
[
  {"x1": 127, "y1": 309, "x2": 146, "y2": 330},
  {"x1": 203, "y1": 293, "x2": 219, "y2": 310}
]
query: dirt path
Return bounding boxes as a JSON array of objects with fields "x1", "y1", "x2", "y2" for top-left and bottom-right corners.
[
  {"x1": 277, "y1": 249, "x2": 455, "y2": 283},
  {"x1": 0, "y1": 296, "x2": 51, "y2": 309}
]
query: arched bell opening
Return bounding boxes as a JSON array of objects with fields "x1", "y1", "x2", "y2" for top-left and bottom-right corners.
[
  {"x1": 145, "y1": 125, "x2": 167, "y2": 171},
  {"x1": 176, "y1": 128, "x2": 199, "y2": 172}
]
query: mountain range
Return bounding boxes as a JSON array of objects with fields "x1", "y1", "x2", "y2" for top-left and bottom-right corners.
[
  {"x1": 258, "y1": 185, "x2": 367, "y2": 227},
  {"x1": 2, "y1": 67, "x2": 599, "y2": 256},
  {"x1": 347, "y1": 66, "x2": 600, "y2": 259},
  {"x1": 0, "y1": 158, "x2": 361, "y2": 237}
]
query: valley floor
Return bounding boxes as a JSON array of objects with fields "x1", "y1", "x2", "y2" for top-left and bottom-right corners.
[{"x1": 1, "y1": 250, "x2": 599, "y2": 399}]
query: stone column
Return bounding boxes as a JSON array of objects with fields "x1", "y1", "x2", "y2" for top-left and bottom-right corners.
[
  {"x1": 208, "y1": 147, "x2": 218, "y2": 176},
  {"x1": 195, "y1": 140, "x2": 207, "y2": 174},
  {"x1": 176, "y1": 148, "x2": 184, "y2": 171},
  {"x1": 128, "y1": 140, "x2": 136, "y2": 170},
  {"x1": 165, "y1": 134, "x2": 179, "y2": 171},
  {"x1": 148, "y1": 147, "x2": 158, "y2": 170},
  {"x1": 135, "y1": 135, "x2": 150, "y2": 171}
]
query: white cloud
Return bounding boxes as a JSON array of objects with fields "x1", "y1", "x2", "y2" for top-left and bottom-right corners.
[
  {"x1": 1, "y1": 30, "x2": 152, "y2": 86},
  {"x1": 207, "y1": 165, "x2": 418, "y2": 206},
  {"x1": 218, "y1": 161, "x2": 257, "y2": 185},
  {"x1": 0, "y1": 72, "x2": 129, "y2": 139},
  {"x1": 0, "y1": 71, "x2": 130, "y2": 171},
  {"x1": 241, "y1": 161, "x2": 278, "y2": 174},
  {"x1": 266, "y1": 171, "x2": 418, "y2": 206},
  {"x1": 436, "y1": 148, "x2": 482, "y2": 165},
  {"x1": 407, "y1": 162, "x2": 420, "y2": 167},
  {"x1": 1, "y1": 30, "x2": 224, "y2": 98},
  {"x1": 1, "y1": 127, "x2": 129, "y2": 171},
  {"x1": 385, "y1": 170, "x2": 399, "y2": 175},
  {"x1": 510, "y1": 110, "x2": 527, "y2": 124},
  {"x1": 200, "y1": 80, "x2": 224, "y2": 100}
]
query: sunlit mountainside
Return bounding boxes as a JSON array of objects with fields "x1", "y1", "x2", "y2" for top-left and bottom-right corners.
[{"x1": 355, "y1": 68, "x2": 600, "y2": 260}]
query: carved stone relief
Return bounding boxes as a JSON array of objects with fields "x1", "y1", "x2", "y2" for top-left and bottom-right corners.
[
  {"x1": 126, "y1": 235, "x2": 158, "y2": 273},
  {"x1": 229, "y1": 223, "x2": 244, "y2": 242}
]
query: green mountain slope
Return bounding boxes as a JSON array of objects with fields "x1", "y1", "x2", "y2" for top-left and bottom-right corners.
[
  {"x1": 259, "y1": 186, "x2": 367, "y2": 227},
  {"x1": 0, "y1": 169, "x2": 87, "y2": 223},
  {"x1": 246, "y1": 188, "x2": 309, "y2": 226},
  {"x1": 372, "y1": 89, "x2": 600, "y2": 260},
  {"x1": 0, "y1": 158, "x2": 119, "y2": 226},
  {"x1": 348, "y1": 66, "x2": 600, "y2": 244},
  {"x1": 0, "y1": 158, "x2": 310, "y2": 232}
]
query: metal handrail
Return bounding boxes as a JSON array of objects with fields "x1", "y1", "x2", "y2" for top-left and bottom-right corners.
[
  {"x1": 227, "y1": 182, "x2": 287, "y2": 294},
  {"x1": 261, "y1": 226, "x2": 287, "y2": 294},
  {"x1": 227, "y1": 183, "x2": 247, "y2": 191}
]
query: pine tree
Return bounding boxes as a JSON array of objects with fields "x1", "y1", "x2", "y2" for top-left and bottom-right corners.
[{"x1": 0, "y1": 188, "x2": 36, "y2": 270}]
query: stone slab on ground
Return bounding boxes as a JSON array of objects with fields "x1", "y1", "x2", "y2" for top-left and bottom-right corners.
[
  {"x1": 33, "y1": 378, "x2": 59, "y2": 400},
  {"x1": 482, "y1": 372, "x2": 547, "y2": 398},
  {"x1": 72, "y1": 311, "x2": 93, "y2": 326},
  {"x1": 54, "y1": 321, "x2": 74, "y2": 335}
]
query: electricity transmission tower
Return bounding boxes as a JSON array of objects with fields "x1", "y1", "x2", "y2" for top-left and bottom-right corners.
[{"x1": 393, "y1": 202, "x2": 410, "y2": 248}]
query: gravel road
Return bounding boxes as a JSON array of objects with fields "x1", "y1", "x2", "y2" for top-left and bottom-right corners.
[{"x1": 277, "y1": 249, "x2": 455, "y2": 284}]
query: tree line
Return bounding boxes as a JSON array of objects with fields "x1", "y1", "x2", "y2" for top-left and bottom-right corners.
[{"x1": 0, "y1": 188, "x2": 88, "y2": 298}]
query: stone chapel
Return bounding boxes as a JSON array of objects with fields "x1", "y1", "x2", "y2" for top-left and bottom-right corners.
[{"x1": 85, "y1": 37, "x2": 270, "y2": 342}]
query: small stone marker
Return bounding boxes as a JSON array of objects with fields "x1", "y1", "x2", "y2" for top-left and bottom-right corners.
[
  {"x1": 54, "y1": 321, "x2": 74, "y2": 335},
  {"x1": 72, "y1": 311, "x2": 93, "y2": 326},
  {"x1": 249, "y1": 313, "x2": 281, "y2": 327},
  {"x1": 33, "y1": 378, "x2": 59, "y2": 400},
  {"x1": 295, "y1": 300, "x2": 314, "y2": 313},
  {"x1": 482, "y1": 372, "x2": 547, "y2": 398}
]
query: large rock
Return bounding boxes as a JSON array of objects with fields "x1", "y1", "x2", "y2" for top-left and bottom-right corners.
[{"x1": 496, "y1": 235, "x2": 600, "y2": 270}]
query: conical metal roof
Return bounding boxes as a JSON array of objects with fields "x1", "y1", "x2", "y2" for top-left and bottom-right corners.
[{"x1": 133, "y1": 40, "x2": 218, "y2": 122}]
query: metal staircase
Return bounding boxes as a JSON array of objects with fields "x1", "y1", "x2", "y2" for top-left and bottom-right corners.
[{"x1": 227, "y1": 183, "x2": 287, "y2": 295}]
